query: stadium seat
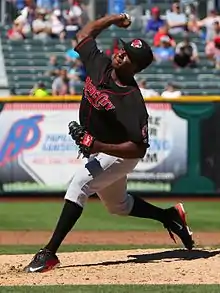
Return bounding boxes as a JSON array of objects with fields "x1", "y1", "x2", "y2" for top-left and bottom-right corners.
[{"x1": 1, "y1": 25, "x2": 219, "y2": 95}]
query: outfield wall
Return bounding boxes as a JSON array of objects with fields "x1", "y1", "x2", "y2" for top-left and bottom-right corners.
[{"x1": 0, "y1": 95, "x2": 219, "y2": 197}]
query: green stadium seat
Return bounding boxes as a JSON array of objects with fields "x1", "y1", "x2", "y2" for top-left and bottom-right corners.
[
  {"x1": 2, "y1": 26, "x2": 218, "y2": 96},
  {"x1": 183, "y1": 89, "x2": 220, "y2": 95}
]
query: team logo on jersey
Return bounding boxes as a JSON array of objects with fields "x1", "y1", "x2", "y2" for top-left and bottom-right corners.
[
  {"x1": 131, "y1": 39, "x2": 142, "y2": 49},
  {"x1": 84, "y1": 77, "x2": 115, "y2": 111}
]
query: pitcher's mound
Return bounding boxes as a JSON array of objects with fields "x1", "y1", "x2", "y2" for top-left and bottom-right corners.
[{"x1": 1, "y1": 249, "x2": 220, "y2": 286}]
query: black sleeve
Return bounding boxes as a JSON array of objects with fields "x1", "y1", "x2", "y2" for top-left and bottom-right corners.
[
  {"x1": 75, "y1": 36, "x2": 111, "y2": 78},
  {"x1": 116, "y1": 91, "x2": 149, "y2": 146}
]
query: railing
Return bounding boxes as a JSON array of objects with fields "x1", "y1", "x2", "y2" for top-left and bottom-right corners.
[
  {"x1": 0, "y1": 0, "x2": 6, "y2": 25},
  {"x1": 0, "y1": 95, "x2": 219, "y2": 197}
]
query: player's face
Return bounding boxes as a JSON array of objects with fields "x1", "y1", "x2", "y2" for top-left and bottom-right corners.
[{"x1": 112, "y1": 48, "x2": 135, "y2": 73}]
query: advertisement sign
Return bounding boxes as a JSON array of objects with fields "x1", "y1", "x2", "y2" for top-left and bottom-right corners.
[
  {"x1": 0, "y1": 102, "x2": 187, "y2": 193},
  {"x1": 0, "y1": 103, "x2": 85, "y2": 192},
  {"x1": 127, "y1": 103, "x2": 188, "y2": 192}
]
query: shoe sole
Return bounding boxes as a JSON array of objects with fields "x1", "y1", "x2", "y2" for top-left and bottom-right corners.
[
  {"x1": 175, "y1": 203, "x2": 193, "y2": 235},
  {"x1": 25, "y1": 261, "x2": 60, "y2": 273},
  {"x1": 175, "y1": 203, "x2": 194, "y2": 249}
]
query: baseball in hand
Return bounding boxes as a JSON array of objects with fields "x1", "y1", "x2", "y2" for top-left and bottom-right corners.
[{"x1": 117, "y1": 13, "x2": 132, "y2": 28}]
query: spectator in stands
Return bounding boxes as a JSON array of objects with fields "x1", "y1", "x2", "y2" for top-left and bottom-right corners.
[
  {"x1": 137, "y1": 79, "x2": 159, "y2": 98},
  {"x1": 205, "y1": 37, "x2": 220, "y2": 68},
  {"x1": 77, "y1": 2, "x2": 90, "y2": 27},
  {"x1": 11, "y1": 2, "x2": 34, "y2": 38},
  {"x1": 206, "y1": 21, "x2": 220, "y2": 43},
  {"x1": 166, "y1": 2, "x2": 187, "y2": 34},
  {"x1": 7, "y1": 18, "x2": 25, "y2": 40},
  {"x1": 50, "y1": 9, "x2": 65, "y2": 40},
  {"x1": 153, "y1": 36, "x2": 175, "y2": 63},
  {"x1": 63, "y1": 0, "x2": 83, "y2": 32},
  {"x1": 52, "y1": 68, "x2": 70, "y2": 95},
  {"x1": 187, "y1": 3, "x2": 200, "y2": 34},
  {"x1": 214, "y1": 37, "x2": 220, "y2": 69},
  {"x1": 145, "y1": 7, "x2": 165, "y2": 34},
  {"x1": 153, "y1": 25, "x2": 176, "y2": 47},
  {"x1": 161, "y1": 82, "x2": 182, "y2": 98},
  {"x1": 197, "y1": 10, "x2": 220, "y2": 42},
  {"x1": 68, "y1": 1, "x2": 89, "y2": 25},
  {"x1": 64, "y1": 12, "x2": 81, "y2": 39},
  {"x1": 206, "y1": 39, "x2": 215, "y2": 60},
  {"x1": 36, "y1": 0, "x2": 60, "y2": 13},
  {"x1": 18, "y1": 0, "x2": 36, "y2": 33},
  {"x1": 174, "y1": 35, "x2": 199, "y2": 68},
  {"x1": 205, "y1": 22, "x2": 220, "y2": 60},
  {"x1": 30, "y1": 81, "x2": 49, "y2": 97},
  {"x1": 67, "y1": 60, "x2": 83, "y2": 94},
  {"x1": 63, "y1": 0, "x2": 83, "y2": 20},
  {"x1": 32, "y1": 8, "x2": 51, "y2": 39},
  {"x1": 106, "y1": 38, "x2": 120, "y2": 57},
  {"x1": 45, "y1": 55, "x2": 60, "y2": 77},
  {"x1": 65, "y1": 39, "x2": 80, "y2": 64}
]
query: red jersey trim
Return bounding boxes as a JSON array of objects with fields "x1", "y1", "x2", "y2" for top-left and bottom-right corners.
[{"x1": 75, "y1": 36, "x2": 93, "y2": 51}]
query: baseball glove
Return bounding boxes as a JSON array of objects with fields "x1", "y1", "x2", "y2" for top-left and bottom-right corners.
[{"x1": 68, "y1": 121, "x2": 95, "y2": 158}]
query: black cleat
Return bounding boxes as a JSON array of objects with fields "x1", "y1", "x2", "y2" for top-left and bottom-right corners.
[
  {"x1": 164, "y1": 203, "x2": 194, "y2": 250},
  {"x1": 24, "y1": 248, "x2": 60, "y2": 273}
]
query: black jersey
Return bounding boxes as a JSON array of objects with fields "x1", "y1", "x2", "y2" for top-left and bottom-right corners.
[{"x1": 75, "y1": 36, "x2": 149, "y2": 146}]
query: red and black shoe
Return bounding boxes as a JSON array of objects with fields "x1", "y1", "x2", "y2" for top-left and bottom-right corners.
[
  {"x1": 24, "y1": 248, "x2": 60, "y2": 273},
  {"x1": 164, "y1": 203, "x2": 194, "y2": 250}
]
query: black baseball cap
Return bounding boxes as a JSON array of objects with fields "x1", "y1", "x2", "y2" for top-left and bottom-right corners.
[{"x1": 120, "y1": 38, "x2": 154, "y2": 71}]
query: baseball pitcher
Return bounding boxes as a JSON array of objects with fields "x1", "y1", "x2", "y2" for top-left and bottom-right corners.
[{"x1": 25, "y1": 13, "x2": 194, "y2": 273}]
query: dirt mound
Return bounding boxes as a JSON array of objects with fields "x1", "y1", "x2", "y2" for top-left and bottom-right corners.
[
  {"x1": 1, "y1": 249, "x2": 220, "y2": 285},
  {"x1": 1, "y1": 231, "x2": 220, "y2": 246}
]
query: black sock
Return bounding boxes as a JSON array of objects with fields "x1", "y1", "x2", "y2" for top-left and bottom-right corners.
[
  {"x1": 45, "y1": 200, "x2": 83, "y2": 254},
  {"x1": 129, "y1": 195, "x2": 165, "y2": 223}
]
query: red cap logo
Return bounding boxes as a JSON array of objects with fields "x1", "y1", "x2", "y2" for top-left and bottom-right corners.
[{"x1": 131, "y1": 39, "x2": 143, "y2": 49}]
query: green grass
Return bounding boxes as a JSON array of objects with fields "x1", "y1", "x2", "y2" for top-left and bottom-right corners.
[
  {"x1": 0, "y1": 200, "x2": 220, "y2": 231},
  {"x1": 0, "y1": 285, "x2": 220, "y2": 293},
  {"x1": 0, "y1": 244, "x2": 179, "y2": 255}
]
